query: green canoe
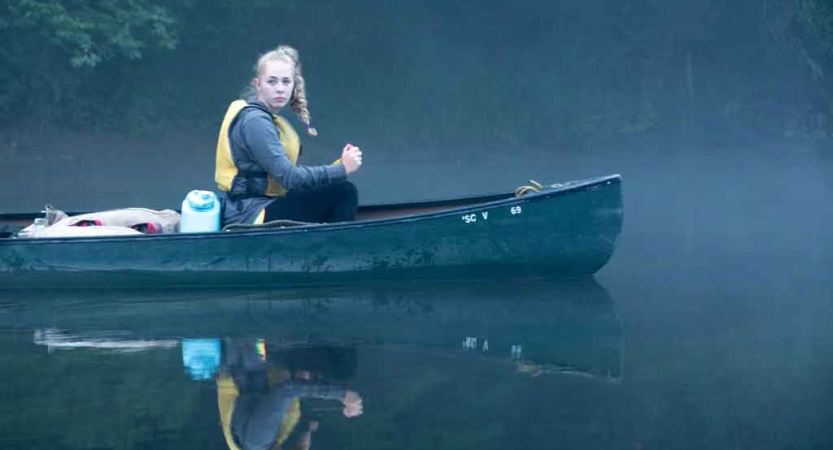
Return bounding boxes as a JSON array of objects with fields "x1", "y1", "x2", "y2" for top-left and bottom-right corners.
[{"x1": 0, "y1": 175, "x2": 623, "y2": 289}]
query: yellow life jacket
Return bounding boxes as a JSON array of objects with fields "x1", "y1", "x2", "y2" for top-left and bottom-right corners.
[
  {"x1": 215, "y1": 100, "x2": 301, "y2": 198},
  {"x1": 217, "y1": 369, "x2": 301, "y2": 450}
]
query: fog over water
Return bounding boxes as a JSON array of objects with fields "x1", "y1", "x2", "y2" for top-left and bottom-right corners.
[
  {"x1": 1, "y1": 0, "x2": 832, "y2": 448},
  {"x1": 1, "y1": 135, "x2": 828, "y2": 449}
]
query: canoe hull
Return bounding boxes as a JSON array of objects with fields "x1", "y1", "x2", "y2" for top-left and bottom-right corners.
[{"x1": 0, "y1": 176, "x2": 623, "y2": 289}]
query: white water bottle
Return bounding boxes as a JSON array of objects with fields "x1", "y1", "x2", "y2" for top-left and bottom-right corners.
[{"x1": 180, "y1": 190, "x2": 220, "y2": 233}]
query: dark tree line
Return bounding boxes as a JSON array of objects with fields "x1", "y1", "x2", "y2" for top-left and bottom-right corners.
[
  {"x1": 0, "y1": 0, "x2": 285, "y2": 133},
  {"x1": 3, "y1": 0, "x2": 833, "y2": 143}
]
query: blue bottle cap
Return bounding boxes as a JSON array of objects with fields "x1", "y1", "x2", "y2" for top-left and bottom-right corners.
[{"x1": 187, "y1": 190, "x2": 216, "y2": 212}]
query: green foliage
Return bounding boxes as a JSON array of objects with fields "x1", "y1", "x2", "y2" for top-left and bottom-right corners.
[
  {"x1": 0, "y1": 0, "x2": 287, "y2": 132},
  {"x1": 4, "y1": 0, "x2": 833, "y2": 141},
  {"x1": 5, "y1": 0, "x2": 180, "y2": 67}
]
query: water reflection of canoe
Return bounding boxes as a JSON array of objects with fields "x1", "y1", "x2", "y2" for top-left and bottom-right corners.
[
  {"x1": 2, "y1": 278, "x2": 623, "y2": 381},
  {"x1": 0, "y1": 175, "x2": 622, "y2": 289}
]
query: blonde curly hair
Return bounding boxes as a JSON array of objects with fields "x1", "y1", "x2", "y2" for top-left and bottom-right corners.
[{"x1": 253, "y1": 45, "x2": 318, "y2": 136}]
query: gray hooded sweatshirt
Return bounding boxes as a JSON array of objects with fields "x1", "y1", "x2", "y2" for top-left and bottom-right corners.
[{"x1": 221, "y1": 101, "x2": 347, "y2": 225}]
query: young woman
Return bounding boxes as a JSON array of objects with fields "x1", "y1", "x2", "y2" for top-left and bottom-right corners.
[{"x1": 215, "y1": 45, "x2": 363, "y2": 226}]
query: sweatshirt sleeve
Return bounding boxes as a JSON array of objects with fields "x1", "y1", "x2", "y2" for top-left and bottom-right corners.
[{"x1": 241, "y1": 112, "x2": 347, "y2": 191}]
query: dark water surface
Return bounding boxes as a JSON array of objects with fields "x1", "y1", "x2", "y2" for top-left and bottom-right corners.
[{"x1": 1, "y1": 142, "x2": 831, "y2": 449}]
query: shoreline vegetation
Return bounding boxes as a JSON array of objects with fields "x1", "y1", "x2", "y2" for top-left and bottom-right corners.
[{"x1": 2, "y1": 1, "x2": 833, "y2": 148}]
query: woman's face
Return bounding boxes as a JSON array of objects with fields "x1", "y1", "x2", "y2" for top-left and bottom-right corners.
[{"x1": 254, "y1": 59, "x2": 295, "y2": 113}]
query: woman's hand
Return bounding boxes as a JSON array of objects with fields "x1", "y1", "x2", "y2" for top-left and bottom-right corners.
[
  {"x1": 342, "y1": 389, "x2": 363, "y2": 417},
  {"x1": 341, "y1": 144, "x2": 363, "y2": 175}
]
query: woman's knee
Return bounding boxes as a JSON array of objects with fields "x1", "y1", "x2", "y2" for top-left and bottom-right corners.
[
  {"x1": 328, "y1": 180, "x2": 357, "y2": 204},
  {"x1": 339, "y1": 180, "x2": 358, "y2": 201},
  {"x1": 329, "y1": 181, "x2": 358, "y2": 222}
]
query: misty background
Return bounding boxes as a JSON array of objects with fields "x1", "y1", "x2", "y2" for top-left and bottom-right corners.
[
  {"x1": 1, "y1": 2, "x2": 832, "y2": 449},
  {"x1": 0, "y1": 0, "x2": 831, "y2": 211}
]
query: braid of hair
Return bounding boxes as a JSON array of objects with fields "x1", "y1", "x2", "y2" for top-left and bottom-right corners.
[{"x1": 276, "y1": 45, "x2": 318, "y2": 136}]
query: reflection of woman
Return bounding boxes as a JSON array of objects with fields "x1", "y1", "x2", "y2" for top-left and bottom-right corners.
[{"x1": 217, "y1": 339, "x2": 362, "y2": 450}]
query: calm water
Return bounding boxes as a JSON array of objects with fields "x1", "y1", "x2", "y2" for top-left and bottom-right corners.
[{"x1": 0, "y1": 142, "x2": 830, "y2": 450}]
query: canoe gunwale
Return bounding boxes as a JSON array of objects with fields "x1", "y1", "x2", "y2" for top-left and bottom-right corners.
[{"x1": 0, "y1": 174, "x2": 621, "y2": 246}]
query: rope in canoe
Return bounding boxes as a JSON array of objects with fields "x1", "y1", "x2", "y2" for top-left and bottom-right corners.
[
  {"x1": 515, "y1": 180, "x2": 554, "y2": 197},
  {"x1": 514, "y1": 179, "x2": 565, "y2": 197},
  {"x1": 515, "y1": 180, "x2": 570, "y2": 198},
  {"x1": 514, "y1": 180, "x2": 545, "y2": 197}
]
